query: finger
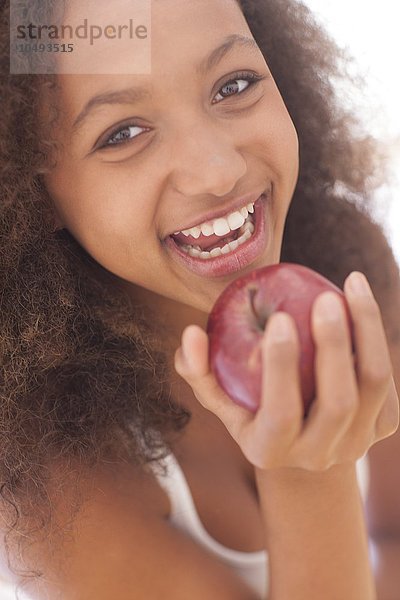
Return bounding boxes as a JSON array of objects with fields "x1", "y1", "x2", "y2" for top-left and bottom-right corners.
[
  {"x1": 249, "y1": 311, "x2": 303, "y2": 464},
  {"x1": 344, "y1": 272, "x2": 393, "y2": 396},
  {"x1": 298, "y1": 291, "x2": 359, "y2": 465},
  {"x1": 343, "y1": 272, "x2": 394, "y2": 442},
  {"x1": 174, "y1": 324, "x2": 253, "y2": 437}
]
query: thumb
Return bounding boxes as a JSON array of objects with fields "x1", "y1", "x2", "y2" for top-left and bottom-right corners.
[{"x1": 174, "y1": 324, "x2": 208, "y2": 379}]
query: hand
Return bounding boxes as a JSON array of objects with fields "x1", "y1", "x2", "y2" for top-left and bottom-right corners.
[{"x1": 174, "y1": 271, "x2": 399, "y2": 471}]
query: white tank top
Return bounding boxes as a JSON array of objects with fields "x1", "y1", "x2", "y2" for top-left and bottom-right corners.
[{"x1": 148, "y1": 452, "x2": 370, "y2": 598}]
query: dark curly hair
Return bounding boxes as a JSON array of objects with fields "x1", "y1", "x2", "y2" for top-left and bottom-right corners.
[{"x1": 0, "y1": 0, "x2": 398, "y2": 593}]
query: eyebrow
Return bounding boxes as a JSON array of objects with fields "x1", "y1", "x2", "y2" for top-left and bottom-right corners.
[
  {"x1": 196, "y1": 33, "x2": 259, "y2": 75},
  {"x1": 72, "y1": 34, "x2": 260, "y2": 133}
]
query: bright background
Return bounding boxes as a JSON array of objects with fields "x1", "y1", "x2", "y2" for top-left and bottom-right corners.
[
  {"x1": 304, "y1": 0, "x2": 400, "y2": 263},
  {"x1": 0, "y1": 1, "x2": 399, "y2": 598}
]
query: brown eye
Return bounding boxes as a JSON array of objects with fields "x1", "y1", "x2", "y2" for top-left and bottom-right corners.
[
  {"x1": 100, "y1": 124, "x2": 147, "y2": 149},
  {"x1": 213, "y1": 71, "x2": 265, "y2": 104}
]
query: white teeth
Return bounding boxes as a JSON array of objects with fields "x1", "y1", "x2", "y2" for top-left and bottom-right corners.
[
  {"x1": 200, "y1": 222, "x2": 214, "y2": 237},
  {"x1": 242, "y1": 219, "x2": 253, "y2": 232},
  {"x1": 210, "y1": 247, "x2": 222, "y2": 258},
  {"x1": 213, "y1": 218, "x2": 231, "y2": 237},
  {"x1": 187, "y1": 226, "x2": 201, "y2": 239},
  {"x1": 228, "y1": 239, "x2": 239, "y2": 251},
  {"x1": 179, "y1": 200, "x2": 256, "y2": 238},
  {"x1": 180, "y1": 219, "x2": 255, "y2": 259},
  {"x1": 227, "y1": 211, "x2": 245, "y2": 231}
]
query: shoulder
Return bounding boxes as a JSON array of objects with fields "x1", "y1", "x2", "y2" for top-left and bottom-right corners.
[
  {"x1": 1, "y1": 460, "x2": 259, "y2": 599},
  {"x1": 0, "y1": 459, "x2": 171, "y2": 585}
]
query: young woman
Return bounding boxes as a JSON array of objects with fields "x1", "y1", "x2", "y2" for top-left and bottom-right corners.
[{"x1": 1, "y1": 0, "x2": 399, "y2": 598}]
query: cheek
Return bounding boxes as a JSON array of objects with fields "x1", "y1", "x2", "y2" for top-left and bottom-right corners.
[
  {"x1": 47, "y1": 164, "x2": 139, "y2": 235},
  {"x1": 247, "y1": 90, "x2": 299, "y2": 177},
  {"x1": 266, "y1": 115, "x2": 299, "y2": 187},
  {"x1": 46, "y1": 167, "x2": 158, "y2": 273},
  {"x1": 283, "y1": 118, "x2": 300, "y2": 184},
  {"x1": 266, "y1": 107, "x2": 298, "y2": 162}
]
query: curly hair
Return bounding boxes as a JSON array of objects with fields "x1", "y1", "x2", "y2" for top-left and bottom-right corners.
[{"x1": 0, "y1": 0, "x2": 397, "y2": 591}]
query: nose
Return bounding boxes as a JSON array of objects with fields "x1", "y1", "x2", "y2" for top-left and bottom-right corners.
[{"x1": 168, "y1": 120, "x2": 247, "y2": 197}]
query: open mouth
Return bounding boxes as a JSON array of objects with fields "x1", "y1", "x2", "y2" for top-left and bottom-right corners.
[
  {"x1": 172, "y1": 210, "x2": 255, "y2": 260},
  {"x1": 164, "y1": 192, "x2": 270, "y2": 278}
]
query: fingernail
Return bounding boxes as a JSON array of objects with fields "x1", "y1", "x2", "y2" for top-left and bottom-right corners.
[
  {"x1": 347, "y1": 272, "x2": 373, "y2": 297},
  {"x1": 315, "y1": 292, "x2": 343, "y2": 321},
  {"x1": 267, "y1": 312, "x2": 293, "y2": 342}
]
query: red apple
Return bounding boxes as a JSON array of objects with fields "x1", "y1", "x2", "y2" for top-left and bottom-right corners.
[{"x1": 206, "y1": 263, "x2": 355, "y2": 416}]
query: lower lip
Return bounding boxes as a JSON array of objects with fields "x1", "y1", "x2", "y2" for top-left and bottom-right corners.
[{"x1": 164, "y1": 192, "x2": 270, "y2": 278}]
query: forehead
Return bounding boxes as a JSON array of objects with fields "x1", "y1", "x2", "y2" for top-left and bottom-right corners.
[
  {"x1": 57, "y1": 0, "x2": 249, "y2": 74},
  {"x1": 52, "y1": 0, "x2": 253, "y2": 120}
]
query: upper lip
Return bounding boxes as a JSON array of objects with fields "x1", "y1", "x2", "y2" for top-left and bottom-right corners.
[{"x1": 166, "y1": 189, "x2": 266, "y2": 237}]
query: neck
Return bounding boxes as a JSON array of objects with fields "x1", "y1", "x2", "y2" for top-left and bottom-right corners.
[
  {"x1": 121, "y1": 281, "x2": 210, "y2": 415},
  {"x1": 128, "y1": 284, "x2": 208, "y2": 347},
  {"x1": 118, "y1": 280, "x2": 249, "y2": 451}
]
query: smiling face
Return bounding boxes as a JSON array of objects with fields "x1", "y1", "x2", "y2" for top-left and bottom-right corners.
[{"x1": 43, "y1": 0, "x2": 299, "y2": 318}]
